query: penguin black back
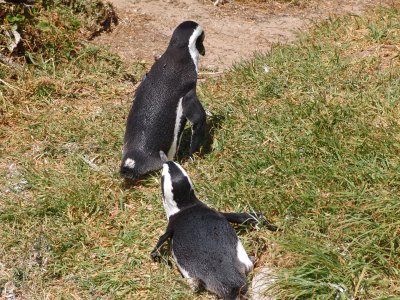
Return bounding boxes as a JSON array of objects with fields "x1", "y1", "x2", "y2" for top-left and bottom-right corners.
[
  {"x1": 120, "y1": 21, "x2": 207, "y2": 180},
  {"x1": 153, "y1": 161, "x2": 254, "y2": 299}
]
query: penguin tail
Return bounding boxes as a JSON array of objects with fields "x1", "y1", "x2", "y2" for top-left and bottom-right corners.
[
  {"x1": 120, "y1": 165, "x2": 140, "y2": 180},
  {"x1": 120, "y1": 155, "x2": 141, "y2": 179},
  {"x1": 120, "y1": 152, "x2": 164, "y2": 179}
]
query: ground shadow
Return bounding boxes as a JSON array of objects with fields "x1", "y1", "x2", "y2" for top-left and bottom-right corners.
[
  {"x1": 122, "y1": 177, "x2": 144, "y2": 189},
  {"x1": 121, "y1": 171, "x2": 160, "y2": 189},
  {"x1": 177, "y1": 113, "x2": 225, "y2": 160}
]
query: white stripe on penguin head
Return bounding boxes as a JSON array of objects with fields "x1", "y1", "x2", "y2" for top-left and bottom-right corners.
[
  {"x1": 188, "y1": 25, "x2": 203, "y2": 73},
  {"x1": 172, "y1": 161, "x2": 193, "y2": 189},
  {"x1": 162, "y1": 163, "x2": 180, "y2": 219}
]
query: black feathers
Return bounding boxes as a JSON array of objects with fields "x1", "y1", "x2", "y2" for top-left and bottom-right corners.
[
  {"x1": 154, "y1": 161, "x2": 253, "y2": 300},
  {"x1": 120, "y1": 21, "x2": 206, "y2": 180}
]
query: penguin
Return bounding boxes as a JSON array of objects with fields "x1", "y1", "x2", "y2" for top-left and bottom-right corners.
[
  {"x1": 120, "y1": 21, "x2": 207, "y2": 180},
  {"x1": 151, "y1": 155, "x2": 277, "y2": 299}
]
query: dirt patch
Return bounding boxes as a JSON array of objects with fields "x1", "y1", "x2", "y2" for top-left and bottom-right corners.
[{"x1": 92, "y1": 0, "x2": 391, "y2": 71}]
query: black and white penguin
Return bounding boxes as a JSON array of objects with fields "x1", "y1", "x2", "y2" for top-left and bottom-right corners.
[
  {"x1": 120, "y1": 21, "x2": 207, "y2": 180},
  {"x1": 151, "y1": 157, "x2": 277, "y2": 299}
]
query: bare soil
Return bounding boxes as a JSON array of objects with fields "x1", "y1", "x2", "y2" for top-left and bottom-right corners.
[{"x1": 93, "y1": 0, "x2": 391, "y2": 71}]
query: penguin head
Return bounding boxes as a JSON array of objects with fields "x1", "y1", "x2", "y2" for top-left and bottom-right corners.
[
  {"x1": 169, "y1": 21, "x2": 205, "y2": 71},
  {"x1": 161, "y1": 160, "x2": 196, "y2": 219}
]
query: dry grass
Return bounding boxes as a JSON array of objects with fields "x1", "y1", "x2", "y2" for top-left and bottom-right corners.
[{"x1": 1, "y1": 2, "x2": 400, "y2": 299}]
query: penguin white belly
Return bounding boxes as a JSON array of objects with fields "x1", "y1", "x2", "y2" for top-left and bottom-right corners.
[
  {"x1": 236, "y1": 240, "x2": 253, "y2": 273},
  {"x1": 167, "y1": 98, "x2": 184, "y2": 160}
]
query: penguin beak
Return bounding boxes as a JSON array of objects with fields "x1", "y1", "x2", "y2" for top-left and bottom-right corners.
[
  {"x1": 199, "y1": 45, "x2": 205, "y2": 56},
  {"x1": 196, "y1": 33, "x2": 206, "y2": 56}
]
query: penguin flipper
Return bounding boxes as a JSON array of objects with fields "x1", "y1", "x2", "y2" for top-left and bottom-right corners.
[
  {"x1": 221, "y1": 212, "x2": 278, "y2": 232},
  {"x1": 150, "y1": 227, "x2": 173, "y2": 261},
  {"x1": 182, "y1": 89, "x2": 206, "y2": 156}
]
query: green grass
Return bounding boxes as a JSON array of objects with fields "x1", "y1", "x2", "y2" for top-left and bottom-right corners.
[
  {"x1": 199, "y1": 5, "x2": 400, "y2": 299},
  {"x1": 0, "y1": 0, "x2": 117, "y2": 63},
  {"x1": 1, "y1": 2, "x2": 400, "y2": 300}
]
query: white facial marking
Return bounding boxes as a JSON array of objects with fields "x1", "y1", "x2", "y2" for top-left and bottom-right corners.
[
  {"x1": 124, "y1": 158, "x2": 136, "y2": 169},
  {"x1": 167, "y1": 97, "x2": 184, "y2": 160},
  {"x1": 162, "y1": 163, "x2": 180, "y2": 219},
  {"x1": 236, "y1": 240, "x2": 253, "y2": 273},
  {"x1": 188, "y1": 25, "x2": 203, "y2": 73},
  {"x1": 173, "y1": 162, "x2": 193, "y2": 189}
]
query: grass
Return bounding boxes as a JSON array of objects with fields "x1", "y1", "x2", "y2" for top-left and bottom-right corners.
[
  {"x1": 1, "y1": 2, "x2": 400, "y2": 300},
  {"x1": 199, "y1": 4, "x2": 400, "y2": 299},
  {"x1": 235, "y1": 0, "x2": 312, "y2": 7},
  {"x1": 0, "y1": 0, "x2": 117, "y2": 62}
]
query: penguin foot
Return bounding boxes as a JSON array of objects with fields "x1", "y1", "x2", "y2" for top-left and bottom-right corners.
[{"x1": 150, "y1": 250, "x2": 161, "y2": 261}]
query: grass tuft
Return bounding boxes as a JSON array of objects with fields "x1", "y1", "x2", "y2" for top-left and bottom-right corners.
[{"x1": 1, "y1": 2, "x2": 399, "y2": 299}]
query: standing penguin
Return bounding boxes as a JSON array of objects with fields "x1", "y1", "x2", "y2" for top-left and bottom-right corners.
[
  {"x1": 120, "y1": 21, "x2": 207, "y2": 180},
  {"x1": 151, "y1": 156, "x2": 277, "y2": 299}
]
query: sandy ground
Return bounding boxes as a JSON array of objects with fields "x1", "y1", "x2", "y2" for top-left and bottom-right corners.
[{"x1": 93, "y1": 0, "x2": 390, "y2": 71}]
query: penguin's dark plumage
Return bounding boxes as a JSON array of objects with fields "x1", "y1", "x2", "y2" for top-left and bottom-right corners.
[
  {"x1": 120, "y1": 21, "x2": 207, "y2": 180},
  {"x1": 152, "y1": 160, "x2": 264, "y2": 300}
]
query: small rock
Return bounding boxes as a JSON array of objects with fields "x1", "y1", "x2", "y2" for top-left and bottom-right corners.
[
  {"x1": 2, "y1": 281, "x2": 16, "y2": 300},
  {"x1": 82, "y1": 155, "x2": 100, "y2": 171},
  {"x1": 251, "y1": 265, "x2": 277, "y2": 300},
  {"x1": 5, "y1": 163, "x2": 29, "y2": 193},
  {"x1": 6, "y1": 25, "x2": 21, "y2": 53}
]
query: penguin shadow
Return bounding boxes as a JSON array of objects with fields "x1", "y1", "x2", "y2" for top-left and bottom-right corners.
[
  {"x1": 122, "y1": 173, "x2": 160, "y2": 190},
  {"x1": 177, "y1": 113, "x2": 225, "y2": 160},
  {"x1": 122, "y1": 177, "x2": 144, "y2": 189}
]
